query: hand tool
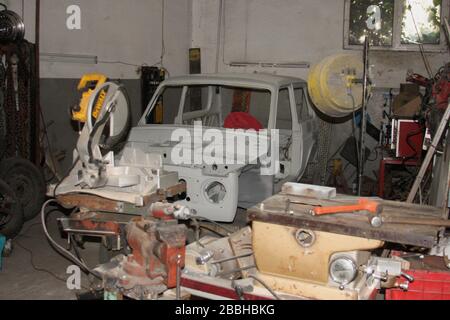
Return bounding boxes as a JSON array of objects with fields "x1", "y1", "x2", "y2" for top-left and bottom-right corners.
[{"x1": 309, "y1": 198, "x2": 382, "y2": 216}]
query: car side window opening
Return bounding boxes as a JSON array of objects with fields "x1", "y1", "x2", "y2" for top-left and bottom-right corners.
[
  {"x1": 146, "y1": 85, "x2": 272, "y2": 130},
  {"x1": 145, "y1": 86, "x2": 183, "y2": 125},
  {"x1": 276, "y1": 88, "x2": 293, "y2": 131},
  {"x1": 221, "y1": 86, "x2": 271, "y2": 130},
  {"x1": 294, "y1": 87, "x2": 312, "y2": 122},
  {"x1": 183, "y1": 86, "x2": 210, "y2": 113}
]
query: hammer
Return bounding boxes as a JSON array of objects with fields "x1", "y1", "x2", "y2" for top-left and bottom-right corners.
[
  {"x1": 310, "y1": 199, "x2": 383, "y2": 227},
  {"x1": 310, "y1": 198, "x2": 382, "y2": 216}
]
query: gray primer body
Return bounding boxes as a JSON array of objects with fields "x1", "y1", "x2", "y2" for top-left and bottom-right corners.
[
  {"x1": 57, "y1": 73, "x2": 319, "y2": 222},
  {"x1": 136, "y1": 73, "x2": 319, "y2": 222}
]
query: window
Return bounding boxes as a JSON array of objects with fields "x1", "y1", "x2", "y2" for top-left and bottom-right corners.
[
  {"x1": 221, "y1": 86, "x2": 272, "y2": 129},
  {"x1": 401, "y1": 0, "x2": 441, "y2": 45},
  {"x1": 344, "y1": 0, "x2": 449, "y2": 51},
  {"x1": 277, "y1": 88, "x2": 293, "y2": 130},
  {"x1": 183, "y1": 86, "x2": 210, "y2": 113},
  {"x1": 294, "y1": 88, "x2": 312, "y2": 122},
  {"x1": 145, "y1": 86, "x2": 183, "y2": 124},
  {"x1": 145, "y1": 85, "x2": 272, "y2": 128},
  {"x1": 348, "y1": 0, "x2": 395, "y2": 47}
]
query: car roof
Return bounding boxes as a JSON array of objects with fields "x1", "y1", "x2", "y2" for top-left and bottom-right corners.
[{"x1": 161, "y1": 73, "x2": 307, "y2": 90}]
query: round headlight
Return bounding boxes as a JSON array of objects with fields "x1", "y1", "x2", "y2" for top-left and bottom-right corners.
[
  {"x1": 329, "y1": 257, "x2": 358, "y2": 287},
  {"x1": 204, "y1": 181, "x2": 226, "y2": 204}
]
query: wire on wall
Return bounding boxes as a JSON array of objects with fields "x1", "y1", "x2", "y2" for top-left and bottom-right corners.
[
  {"x1": 215, "y1": 0, "x2": 224, "y2": 73},
  {"x1": 160, "y1": 0, "x2": 166, "y2": 68},
  {"x1": 40, "y1": 0, "x2": 169, "y2": 75}
]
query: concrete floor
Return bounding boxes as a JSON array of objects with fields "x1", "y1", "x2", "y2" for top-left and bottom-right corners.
[
  {"x1": 0, "y1": 205, "x2": 99, "y2": 300},
  {"x1": 0, "y1": 206, "x2": 249, "y2": 300}
]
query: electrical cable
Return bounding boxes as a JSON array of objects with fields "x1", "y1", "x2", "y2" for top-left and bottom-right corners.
[
  {"x1": 39, "y1": 104, "x2": 60, "y2": 182},
  {"x1": 160, "y1": 0, "x2": 166, "y2": 68},
  {"x1": 70, "y1": 235, "x2": 87, "y2": 266},
  {"x1": 216, "y1": 0, "x2": 224, "y2": 73},
  {"x1": 191, "y1": 218, "x2": 205, "y2": 248},
  {"x1": 53, "y1": 156, "x2": 79, "y2": 198},
  {"x1": 99, "y1": 0, "x2": 168, "y2": 71},
  {"x1": 348, "y1": 93, "x2": 361, "y2": 173},
  {"x1": 407, "y1": 1, "x2": 433, "y2": 78},
  {"x1": 41, "y1": 199, "x2": 101, "y2": 279},
  {"x1": 15, "y1": 240, "x2": 90, "y2": 290},
  {"x1": 196, "y1": 223, "x2": 228, "y2": 237},
  {"x1": 16, "y1": 222, "x2": 41, "y2": 239},
  {"x1": 194, "y1": 216, "x2": 236, "y2": 234},
  {"x1": 248, "y1": 275, "x2": 281, "y2": 300}
]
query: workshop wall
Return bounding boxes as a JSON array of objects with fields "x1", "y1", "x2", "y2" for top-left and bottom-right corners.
[
  {"x1": 191, "y1": 0, "x2": 450, "y2": 188},
  {"x1": 192, "y1": 0, "x2": 448, "y2": 86},
  {"x1": 4, "y1": 0, "x2": 192, "y2": 171}
]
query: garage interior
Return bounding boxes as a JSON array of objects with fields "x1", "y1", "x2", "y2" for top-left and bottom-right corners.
[{"x1": 0, "y1": 0, "x2": 450, "y2": 301}]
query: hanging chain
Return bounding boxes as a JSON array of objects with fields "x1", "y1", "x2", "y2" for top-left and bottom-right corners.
[{"x1": 3, "y1": 41, "x2": 33, "y2": 160}]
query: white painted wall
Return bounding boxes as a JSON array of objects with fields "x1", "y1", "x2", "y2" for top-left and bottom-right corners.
[
  {"x1": 192, "y1": 0, "x2": 449, "y2": 89},
  {"x1": 4, "y1": 0, "x2": 192, "y2": 79},
  {"x1": 3, "y1": 0, "x2": 443, "y2": 85}
]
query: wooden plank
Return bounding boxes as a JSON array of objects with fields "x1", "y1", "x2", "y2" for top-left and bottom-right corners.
[
  {"x1": 281, "y1": 183, "x2": 336, "y2": 199},
  {"x1": 279, "y1": 193, "x2": 444, "y2": 218}
]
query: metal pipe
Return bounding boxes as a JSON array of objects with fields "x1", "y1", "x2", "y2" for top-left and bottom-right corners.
[
  {"x1": 358, "y1": 37, "x2": 370, "y2": 196},
  {"x1": 216, "y1": 265, "x2": 256, "y2": 277},
  {"x1": 210, "y1": 252, "x2": 254, "y2": 265},
  {"x1": 176, "y1": 254, "x2": 182, "y2": 300},
  {"x1": 35, "y1": 0, "x2": 41, "y2": 165}
]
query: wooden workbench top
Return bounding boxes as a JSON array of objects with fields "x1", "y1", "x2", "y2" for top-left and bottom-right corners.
[{"x1": 247, "y1": 192, "x2": 447, "y2": 248}]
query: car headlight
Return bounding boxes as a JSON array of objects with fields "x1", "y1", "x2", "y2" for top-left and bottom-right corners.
[
  {"x1": 329, "y1": 256, "x2": 358, "y2": 288},
  {"x1": 204, "y1": 181, "x2": 226, "y2": 204}
]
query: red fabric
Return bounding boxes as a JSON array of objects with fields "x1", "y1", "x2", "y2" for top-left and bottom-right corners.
[{"x1": 224, "y1": 112, "x2": 263, "y2": 131}]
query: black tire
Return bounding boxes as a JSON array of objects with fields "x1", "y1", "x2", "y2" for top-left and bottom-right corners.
[
  {"x1": 0, "y1": 179, "x2": 24, "y2": 239},
  {"x1": 0, "y1": 158, "x2": 46, "y2": 221}
]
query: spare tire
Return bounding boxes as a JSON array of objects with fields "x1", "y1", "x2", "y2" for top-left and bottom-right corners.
[
  {"x1": 0, "y1": 158, "x2": 46, "y2": 221},
  {"x1": 0, "y1": 179, "x2": 24, "y2": 239}
]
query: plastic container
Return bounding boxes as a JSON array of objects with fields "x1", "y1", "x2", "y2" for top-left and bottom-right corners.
[{"x1": 386, "y1": 269, "x2": 450, "y2": 300}]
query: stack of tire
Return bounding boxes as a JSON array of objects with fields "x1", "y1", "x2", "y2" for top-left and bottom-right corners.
[{"x1": 0, "y1": 158, "x2": 46, "y2": 239}]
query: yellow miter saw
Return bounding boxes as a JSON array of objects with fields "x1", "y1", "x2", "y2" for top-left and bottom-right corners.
[
  {"x1": 71, "y1": 74, "x2": 109, "y2": 123},
  {"x1": 71, "y1": 74, "x2": 131, "y2": 188}
]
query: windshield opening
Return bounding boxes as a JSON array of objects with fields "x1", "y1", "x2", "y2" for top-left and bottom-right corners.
[{"x1": 144, "y1": 84, "x2": 272, "y2": 129}]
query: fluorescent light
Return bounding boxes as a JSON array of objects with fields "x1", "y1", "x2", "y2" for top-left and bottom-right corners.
[
  {"x1": 229, "y1": 61, "x2": 310, "y2": 68},
  {"x1": 40, "y1": 53, "x2": 98, "y2": 64}
]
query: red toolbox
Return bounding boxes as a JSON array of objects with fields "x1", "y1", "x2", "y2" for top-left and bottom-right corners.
[{"x1": 386, "y1": 269, "x2": 450, "y2": 300}]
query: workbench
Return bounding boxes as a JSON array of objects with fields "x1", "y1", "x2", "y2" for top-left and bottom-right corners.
[{"x1": 247, "y1": 188, "x2": 448, "y2": 249}]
